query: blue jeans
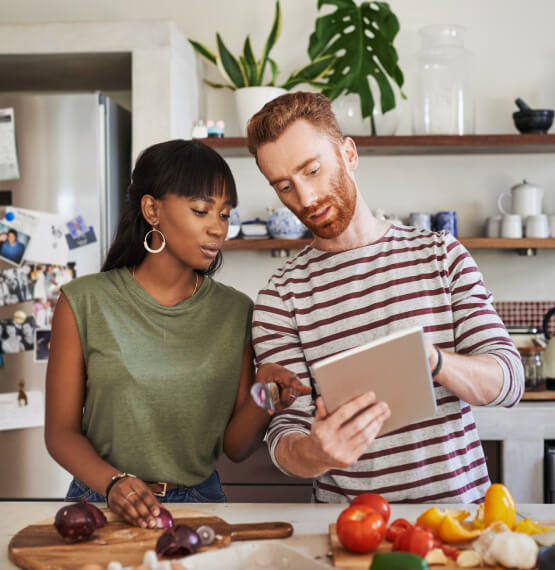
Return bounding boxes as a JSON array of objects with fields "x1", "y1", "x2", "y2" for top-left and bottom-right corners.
[{"x1": 65, "y1": 470, "x2": 226, "y2": 503}]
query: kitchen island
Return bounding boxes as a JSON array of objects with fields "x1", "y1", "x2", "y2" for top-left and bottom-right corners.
[{"x1": 2, "y1": 501, "x2": 554, "y2": 568}]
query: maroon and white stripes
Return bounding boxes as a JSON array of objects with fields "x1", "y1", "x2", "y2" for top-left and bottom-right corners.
[{"x1": 252, "y1": 225, "x2": 524, "y2": 504}]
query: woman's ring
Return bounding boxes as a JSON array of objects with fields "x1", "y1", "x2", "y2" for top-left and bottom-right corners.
[{"x1": 126, "y1": 491, "x2": 137, "y2": 499}]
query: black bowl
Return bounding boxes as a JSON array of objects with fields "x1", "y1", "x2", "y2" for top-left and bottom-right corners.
[{"x1": 513, "y1": 109, "x2": 554, "y2": 134}]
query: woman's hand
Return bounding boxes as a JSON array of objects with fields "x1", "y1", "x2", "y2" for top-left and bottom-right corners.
[
  {"x1": 107, "y1": 476, "x2": 161, "y2": 529},
  {"x1": 255, "y1": 362, "x2": 311, "y2": 413}
]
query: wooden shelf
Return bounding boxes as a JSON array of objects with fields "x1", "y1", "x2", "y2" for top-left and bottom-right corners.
[
  {"x1": 222, "y1": 238, "x2": 311, "y2": 251},
  {"x1": 203, "y1": 134, "x2": 555, "y2": 157},
  {"x1": 222, "y1": 237, "x2": 555, "y2": 252},
  {"x1": 521, "y1": 391, "x2": 555, "y2": 401}
]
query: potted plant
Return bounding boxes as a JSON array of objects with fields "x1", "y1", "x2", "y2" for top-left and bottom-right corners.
[
  {"x1": 307, "y1": 0, "x2": 406, "y2": 135},
  {"x1": 189, "y1": 0, "x2": 335, "y2": 134}
]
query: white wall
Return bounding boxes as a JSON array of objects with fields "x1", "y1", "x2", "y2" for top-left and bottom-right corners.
[{"x1": 2, "y1": 0, "x2": 554, "y2": 301}]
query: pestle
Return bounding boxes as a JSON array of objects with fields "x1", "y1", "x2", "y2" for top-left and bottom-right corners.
[{"x1": 515, "y1": 98, "x2": 532, "y2": 111}]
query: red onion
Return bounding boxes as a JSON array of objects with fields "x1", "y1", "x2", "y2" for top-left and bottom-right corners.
[
  {"x1": 154, "y1": 506, "x2": 174, "y2": 529},
  {"x1": 80, "y1": 498, "x2": 107, "y2": 528},
  {"x1": 155, "y1": 525, "x2": 201, "y2": 557},
  {"x1": 54, "y1": 503, "x2": 96, "y2": 543}
]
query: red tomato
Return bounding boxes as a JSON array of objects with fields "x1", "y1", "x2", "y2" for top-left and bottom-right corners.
[
  {"x1": 350, "y1": 493, "x2": 391, "y2": 524},
  {"x1": 336, "y1": 505, "x2": 386, "y2": 554},
  {"x1": 395, "y1": 526, "x2": 436, "y2": 557},
  {"x1": 385, "y1": 518, "x2": 413, "y2": 543}
]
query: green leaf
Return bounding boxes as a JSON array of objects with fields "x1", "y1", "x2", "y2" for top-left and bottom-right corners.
[
  {"x1": 280, "y1": 54, "x2": 336, "y2": 90},
  {"x1": 308, "y1": 0, "x2": 405, "y2": 117},
  {"x1": 216, "y1": 33, "x2": 247, "y2": 88},
  {"x1": 188, "y1": 39, "x2": 217, "y2": 66},
  {"x1": 257, "y1": 0, "x2": 282, "y2": 84},
  {"x1": 242, "y1": 37, "x2": 258, "y2": 85},
  {"x1": 204, "y1": 79, "x2": 236, "y2": 91},
  {"x1": 268, "y1": 58, "x2": 279, "y2": 86}
]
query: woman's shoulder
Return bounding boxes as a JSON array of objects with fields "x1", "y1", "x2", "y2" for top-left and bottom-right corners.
[
  {"x1": 61, "y1": 268, "x2": 123, "y2": 298},
  {"x1": 205, "y1": 278, "x2": 253, "y2": 309}
]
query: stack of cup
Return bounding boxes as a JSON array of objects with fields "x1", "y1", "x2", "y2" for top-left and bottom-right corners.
[{"x1": 493, "y1": 179, "x2": 550, "y2": 238}]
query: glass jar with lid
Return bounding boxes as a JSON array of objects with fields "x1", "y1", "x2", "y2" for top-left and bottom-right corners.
[
  {"x1": 519, "y1": 346, "x2": 546, "y2": 392},
  {"x1": 412, "y1": 24, "x2": 474, "y2": 135}
]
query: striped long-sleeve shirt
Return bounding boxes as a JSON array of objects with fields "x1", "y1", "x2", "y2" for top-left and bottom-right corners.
[{"x1": 252, "y1": 225, "x2": 524, "y2": 504}]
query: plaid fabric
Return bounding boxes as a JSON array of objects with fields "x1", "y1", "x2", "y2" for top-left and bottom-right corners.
[{"x1": 494, "y1": 301, "x2": 555, "y2": 337}]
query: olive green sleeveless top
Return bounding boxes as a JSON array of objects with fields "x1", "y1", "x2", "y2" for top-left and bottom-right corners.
[{"x1": 62, "y1": 267, "x2": 253, "y2": 485}]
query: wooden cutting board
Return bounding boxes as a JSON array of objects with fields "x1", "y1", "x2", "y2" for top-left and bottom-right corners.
[
  {"x1": 9, "y1": 506, "x2": 293, "y2": 569},
  {"x1": 329, "y1": 520, "x2": 555, "y2": 569}
]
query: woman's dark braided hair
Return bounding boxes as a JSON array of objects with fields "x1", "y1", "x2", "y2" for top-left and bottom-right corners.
[{"x1": 102, "y1": 139, "x2": 238, "y2": 275}]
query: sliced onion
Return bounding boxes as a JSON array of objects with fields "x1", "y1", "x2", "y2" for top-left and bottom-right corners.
[
  {"x1": 154, "y1": 506, "x2": 174, "y2": 529},
  {"x1": 155, "y1": 525, "x2": 201, "y2": 558},
  {"x1": 80, "y1": 498, "x2": 107, "y2": 528},
  {"x1": 54, "y1": 503, "x2": 96, "y2": 543},
  {"x1": 196, "y1": 525, "x2": 215, "y2": 546}
]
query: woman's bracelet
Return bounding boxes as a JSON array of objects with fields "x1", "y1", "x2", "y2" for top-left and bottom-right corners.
[
  {"x1": 105, "y1": 472, "x2": 136, "y2": 500},
  {"x1": 431, "y1": 345, "x2": 443, "y2": 378}
]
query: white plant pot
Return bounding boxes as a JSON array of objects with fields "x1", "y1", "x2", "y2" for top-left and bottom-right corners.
[{"x1": 234, "y1": 86, "x2": 286, "y2": 136}]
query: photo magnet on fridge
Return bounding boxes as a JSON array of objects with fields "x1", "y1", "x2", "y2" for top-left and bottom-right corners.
[
  {"x1": 0, "y1": 220, "x2": 31, "y2": 266},
  {"x1": 0, "y1": 390, "x2": 44, "y2": 431},
  {"x1": 65, "y1": 215, "x2": 97, "y2": 250},
  {"x1": 3, "y1": 207, "x2": 69, "y2": 266}
]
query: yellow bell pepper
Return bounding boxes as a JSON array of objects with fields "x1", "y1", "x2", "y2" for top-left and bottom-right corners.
[
  {"x1": 474, "y1": 484, "x2": 516, "y2": 530},
  {"x1": 514, "y1": 518, "x2": 551, "y2": 535},
  {"x1": 438, "y1": 514, "x2": 481, "y2": 543},
  {"x1": 416, "y1": 506, "x2": 470, "y2": 532}
]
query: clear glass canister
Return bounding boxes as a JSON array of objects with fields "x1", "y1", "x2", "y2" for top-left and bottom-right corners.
[
  {"x1": 412, "y1": 25, "x2": 474, "y2": 135},
  {"x1": 519, "y1": 346, "x2": 546, "y2": 391}
]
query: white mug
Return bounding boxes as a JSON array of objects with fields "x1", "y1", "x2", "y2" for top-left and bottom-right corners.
[
  {"x1": 549, "y1": 215, "x2": 555, "y2": 238},
  {"x1": 497, "y1": 179, "x2": 544, "y2": 218},
  {"x1": 501, "y1": 214, "x2": 523, "y2": 238},
  {"x1": 525, "y1": 214, "x2": 549, "y2": 238},
  {"x1": 485, "y1": 216, "x2": 502, "y2": 237}
]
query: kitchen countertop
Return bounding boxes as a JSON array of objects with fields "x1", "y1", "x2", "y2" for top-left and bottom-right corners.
[{"x1": 2, "y1": 502, "x2": 554, "y2": 568}]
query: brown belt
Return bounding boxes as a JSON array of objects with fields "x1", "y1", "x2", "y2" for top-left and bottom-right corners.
[{"x1": 145, "y1": 481, "x2": 180, "y2": 497}]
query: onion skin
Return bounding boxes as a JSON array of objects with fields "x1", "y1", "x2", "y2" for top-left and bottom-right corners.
[
  {"x1": 80, "y1": 498, "x2": 107, "y2": 528},
  {"x1": 155, "y1": 525, "x2": 201, "y2": 557},
  {"x1": 54, "y1": 504, "x2": 96, "y2": 543},
  {"x1": 154, "y1": 506, "x2": 174, "y2": 529}
]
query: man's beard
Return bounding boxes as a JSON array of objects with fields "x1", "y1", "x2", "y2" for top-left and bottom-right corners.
[{"x1": 299, "y1": 160, "x2": 357, "y2": 239}]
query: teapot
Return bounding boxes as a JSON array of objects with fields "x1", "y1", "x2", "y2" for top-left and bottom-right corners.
[
  {"x1": 542, "y1": 307, "x2": 555, "y2": 382},
  {"x1": 497, "y1": 179, "x2": 544, "y2": 218}
]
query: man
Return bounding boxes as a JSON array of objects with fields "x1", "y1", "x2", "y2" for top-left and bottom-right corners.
[
  {"x1": 247, "y1": 92, "x2": 524, "y2": 503},
  {"x1": 1, "y1": 229, "x2": 25, "y2": 264}
]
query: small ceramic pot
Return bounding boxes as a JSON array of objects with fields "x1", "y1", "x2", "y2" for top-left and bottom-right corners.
[{"x1": 267, "y1": 208, "x2": 306, "y2": 239}]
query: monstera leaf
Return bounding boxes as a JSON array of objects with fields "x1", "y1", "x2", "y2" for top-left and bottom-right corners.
[{"x1": 308, "y1": 0, "x2": 405, "y2": 121}]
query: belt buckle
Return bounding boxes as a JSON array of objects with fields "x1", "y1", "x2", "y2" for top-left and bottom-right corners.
[{"x1": 153, "y1": 482, "x2": 167, "y2": 497}]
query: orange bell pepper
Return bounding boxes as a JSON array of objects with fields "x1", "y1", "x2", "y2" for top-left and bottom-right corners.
[
  {"x1": 514, "y1": 518, "x2": 551, "y2": 535},
  {"x1": 474, "y1": 483, "x2": 516, "y2": 530},
  {"x1": 437, "y1": 514, "x2": 481, "y2": 543},
  {"x1": 416, "y1": 506, "x2": 470, "y2": 532}
]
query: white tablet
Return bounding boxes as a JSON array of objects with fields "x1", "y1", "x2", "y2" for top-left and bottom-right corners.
[{"x1": 312, "y1": 326, "x2": 438, "y2": 435}]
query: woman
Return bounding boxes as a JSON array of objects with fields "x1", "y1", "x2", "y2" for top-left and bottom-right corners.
[
  {"x1": 1, "y1": 321, "x2": 24, "y2": 353},
  {"x1": 45, "y1": 139, "x2": 309, "y2": 530}
]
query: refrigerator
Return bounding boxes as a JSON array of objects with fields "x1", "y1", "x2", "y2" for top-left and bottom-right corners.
[{"x1": 0, "y1": 92, "x2": 131, "y2": 498}]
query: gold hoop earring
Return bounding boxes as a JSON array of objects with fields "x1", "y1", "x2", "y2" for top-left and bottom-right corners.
[{"x1": 144, "y1": 227, "x2": 166, "y2": 253}]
